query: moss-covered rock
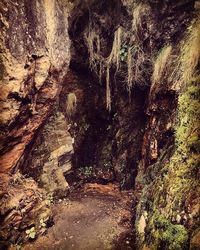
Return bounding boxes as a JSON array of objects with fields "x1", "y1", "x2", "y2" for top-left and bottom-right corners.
[{"x1": 136, "y1": 13, "x2": 200, "y2": 250}]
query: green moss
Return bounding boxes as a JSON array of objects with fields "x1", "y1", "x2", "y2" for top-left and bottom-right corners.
[
  {"x1": 145, "y1": 211, "x2": 189, "y2": 250},
  {"x1": 136, "y1": 76, "x2": 200, "y2": 249},
  {"x1": 135, "y1": 14, "x2": 200, "y2": 250},
  {"x1": 162, "y1": 225, "x2": 188, "y2": 250}
]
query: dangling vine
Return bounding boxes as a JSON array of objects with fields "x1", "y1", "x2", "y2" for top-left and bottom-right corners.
[{"x1": 85, "y1": 26, "x2": 123, "y2": 111}]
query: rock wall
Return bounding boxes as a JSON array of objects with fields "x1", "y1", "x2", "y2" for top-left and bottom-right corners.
[
  {"x1": 0, "y1": 0, "x2": 70, "y2": 174},
  {"x1": 133, "y1": 1, "x2": 200, "y2": 249},
  {"x1": 0, "y1": 173, "x2": 51, "y2": 247},
  {"x1": 22, "y1": 109, "x2": 73, "y2": 197},
  {"x1": 0, "y1": 0, "x2": 71, "y2": 247}
]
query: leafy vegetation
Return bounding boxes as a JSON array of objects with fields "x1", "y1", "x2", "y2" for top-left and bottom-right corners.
[
  {"x1": 25, "y1": 227, "x2": 36, "y2": 239},
  {"x1": 25, "y1": 216, "x2": 48, "y2": 241},
  {"x1": 79, "y1": 166, "x2": 94, "y2": 178},
  {"x1": 120, "y1": 44, "x2": 128, "y2": 62}
]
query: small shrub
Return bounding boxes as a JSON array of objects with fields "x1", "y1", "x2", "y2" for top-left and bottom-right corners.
[
  {"x1": 161, "y1": 224, "x2": 188, "y2": 250},
  {"x1": 148, "y1": 212, "x2": 189, "y2": 250},
  {"x1": 39, "y1": 218, "x2": 46, "y2": 228},
  {"x1": 120, "y1": 44, "x2": 128, "y2": 62},
  {"x1": 79, "y1": 166, "x2": 94, "y2": 178}
]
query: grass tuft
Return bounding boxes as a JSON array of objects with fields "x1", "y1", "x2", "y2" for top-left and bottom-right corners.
[
  {"x1": 152, "y1": 45, "x2": 172, "y2": 87},
  {"x1": 132, "y1": 3, "x2": 151, "y2": 41},
  {"x1": 181, "y1": 16, "x2": 200, "y2": 84}
]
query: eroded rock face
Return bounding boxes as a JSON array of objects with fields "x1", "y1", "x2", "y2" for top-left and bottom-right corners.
[
  {"x1": 0, "y1": 0, "x2": 71, "y2": 246},
  {"x1": 0, "y1": 0, "x2": 70, "y2": 174},
  {"x1": 133, "y1": 1, "x2": 200, "y2": 249},
  {"x1": 23, "y1": 110, "x2": 73, "y2": 197}
]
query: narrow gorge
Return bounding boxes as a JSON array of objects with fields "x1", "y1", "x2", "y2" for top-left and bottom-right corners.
[{"x1": 0, "y1": 0, "x2": 199, "y2": 249}]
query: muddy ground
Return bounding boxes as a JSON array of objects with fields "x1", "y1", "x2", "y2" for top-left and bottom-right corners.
[{"x1": 18, "y1": 183, "x2": 136, "y2": 250}]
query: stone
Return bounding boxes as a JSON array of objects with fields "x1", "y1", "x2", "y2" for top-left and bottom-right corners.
[
  {"x1": 138, "y1": 212, "x2": 148, "y2": 235},
  {"x1": 0, "y1": 173, "x2": 51, "y2": 246},
  {"x1": 23, "y1": 111, "x2": 73, "y2": 197},
  {"x1": 176, "y1": 214, "x2": 181, "y2": 223}
]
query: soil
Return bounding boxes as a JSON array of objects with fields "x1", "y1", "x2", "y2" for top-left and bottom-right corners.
[{"x1": 21, "y1": 183, "x2": 136, "y2": 250}]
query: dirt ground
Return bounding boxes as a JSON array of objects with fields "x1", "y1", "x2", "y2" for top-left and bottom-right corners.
[{"x1": 21, "y1": 183, "x2": 136, "y2": 250}]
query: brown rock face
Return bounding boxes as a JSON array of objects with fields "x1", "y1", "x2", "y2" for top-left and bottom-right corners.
[
  {"x1": 0, "y1": 0, "x2": 70, "y2": 174},
  {"x1": 0, "y1": 172, "x2": 51, "y2": 247},
  {"x1": 0, "y1": 0, "x2": 71, "y2": 247},
  {"x1": 22, "y1": 110, "x2": 73, "y2": 197}
]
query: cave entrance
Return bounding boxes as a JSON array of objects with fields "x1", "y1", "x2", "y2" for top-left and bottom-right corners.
[{"x1": 62, "y1": 0, "x2": 148, "y2": 190}]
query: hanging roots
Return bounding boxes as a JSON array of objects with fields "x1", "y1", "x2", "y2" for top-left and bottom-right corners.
[
  {"x1": 85, "y1": 7, "x2": 199, "y2": 111},
  {"x1": 84, "y1": 30, "x2": 102, "y2": 77},
  {"x1": 106, "y1": 66, "x2": 111, "y2": 111},
  {"x1": 85, "y1": 26, "x2": 122, "y2": 111},
  {"x1": 106, "y1": 26, "x2": 122, "y2": 70},
  {"x1": 132, "y1": 3, "x2": 151, "y2": 41},
  {"x1": 149, "y1": 15, "x2": 200, "y2": 94},
  {"x1": 127, "y1": 47, "x2": 133, "y2": 95},
  {"x1": 105, "y1": 27, "x2": 122, "y2": 111}
]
